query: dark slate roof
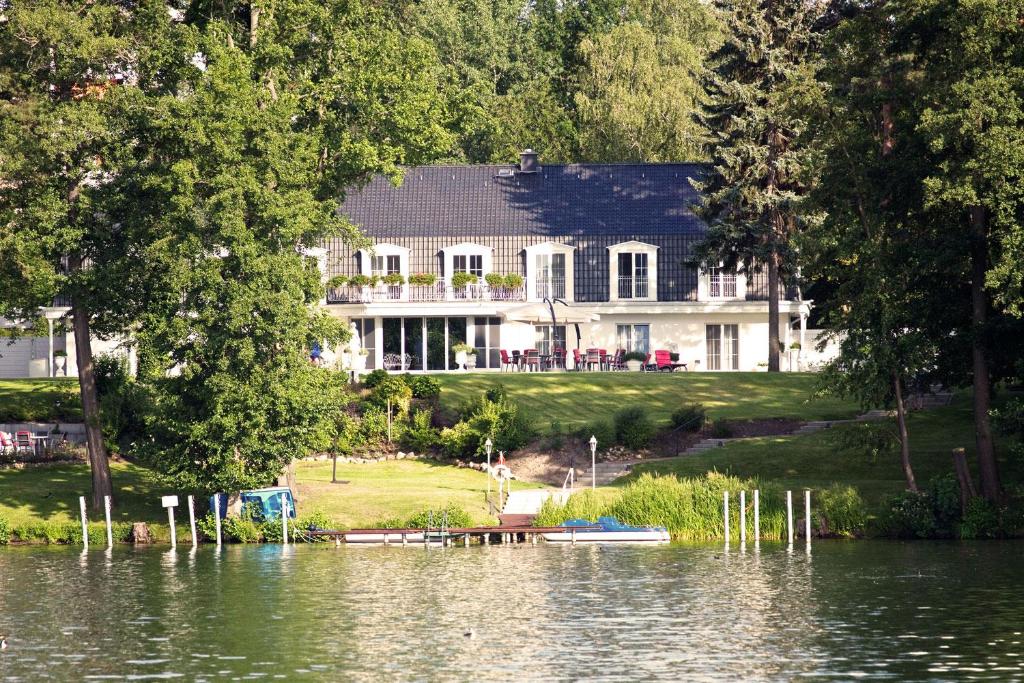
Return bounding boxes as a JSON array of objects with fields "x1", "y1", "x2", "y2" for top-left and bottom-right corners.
[{"x1": 339, "y1": 163, "x2": 708, "y2": 238}]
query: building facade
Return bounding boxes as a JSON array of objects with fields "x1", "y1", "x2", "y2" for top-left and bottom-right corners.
[{"x1": 323, "y1": 151, "x2": 814, "y2": 372}]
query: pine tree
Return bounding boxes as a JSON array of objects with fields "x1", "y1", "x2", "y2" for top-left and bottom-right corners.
[{"x1": 693, "y1": 0, "x2": 823, "y2": 371}]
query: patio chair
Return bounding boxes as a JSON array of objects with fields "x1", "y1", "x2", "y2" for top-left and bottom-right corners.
[
  {"x1": 653, "y1": 349, "x2": 687, "y2": 372},
  {"x1": 500, "y1": 349, "x2": 515, "y2": 372},
  {"x1": 525, "y1": 349, "x2": 540, "y2": 372},
  {"x1": 572, "y1": 348, "x2": 583, "y2": 371},
  {"x1": 598, "y1": 349, "x2": 609, "y2": 371},
  {"x1": 15, "y1": 431, "x2": 34, "y2": 454},
  {"x1": 586, "y1": 348, "x2": 600, "y2": 371},
  {"x1": 610, "y1": 349, "x2": 626, "y2": 371},
  {"x1": 512, "y1": 350, "x2": 522, "y2": 371},
  {"x1": 0, "y1": 431, "x2": 13, "y2": 456}
]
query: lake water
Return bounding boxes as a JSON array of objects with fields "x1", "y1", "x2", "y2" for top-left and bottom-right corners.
[{"x1": 1, "y1": 541, "x2": 1022, "y2": 681}]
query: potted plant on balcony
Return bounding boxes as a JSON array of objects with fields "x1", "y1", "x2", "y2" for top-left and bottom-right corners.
[
  {"x1": 484, "y1": 272, "x2": 505, "y2": 289},
  {"x1": 504, "y1": 273, "x2": 524, "y2": 289},
  {"x1": 623, "y1": 351, "x2": 647, "y2": 372},
  {"x1": 409, "y1": 272, "x2": 436, "y2": 286},
  {"x1": 451, "y1": 272, "x2": 477, "y2": 288},
  {"x1": 382, "y1": 273, "x2": 405, "y2": 286},
  {"x1": 327, "y1": 275, "x2": 349, "y2": 289},
  {"x1": 349, "y1": 274, "x2": 376, "y2": 287},
  {"x1": 451, "y1": 342, "x2": 476, "y2": 370}
]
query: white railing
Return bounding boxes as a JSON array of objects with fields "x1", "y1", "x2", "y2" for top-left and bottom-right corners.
[
  {"x1": 617, "y1": 275, "x2": 649, "y2": 299},
  {"x1": 326, "y1": 283, "x2": 525, "y2": 304},
  {"x1": 535, "y1": 277, "x2": 566, "y2": 300}
]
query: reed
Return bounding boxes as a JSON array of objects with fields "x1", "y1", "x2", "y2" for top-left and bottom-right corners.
[{"x1": 536, "y1": 472, "x2": 789, "y2": 541}]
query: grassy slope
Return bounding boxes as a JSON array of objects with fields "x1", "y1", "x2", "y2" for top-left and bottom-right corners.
[
  {"x1": 0, "y1": 378, "x2": 81, "y2": 422},
  {"x1": 435, "y1": 372, "x2": 859, "y2": 433},
  {"x1": 626, "y1": 395, "x2": 1024, "y2": 510}
]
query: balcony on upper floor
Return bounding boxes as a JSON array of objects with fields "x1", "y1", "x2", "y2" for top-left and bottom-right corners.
[{"x1": 326, "y1": 282, "x2": 525, "y2": 305}]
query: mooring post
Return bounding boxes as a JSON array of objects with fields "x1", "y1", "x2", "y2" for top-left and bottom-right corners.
[
  {"x1": 753, "y1": 489, "x2": 760, "y2": 542},
  {"x1": 531, "y1": 532, "x2": 537, "y2": 545},
  {"x1": 571, "y1": 528, "x2": 577, "y2": 546},
  {"x1": 282, "y1": 494, "x2": 289, "y2": 545},
  {"x1": 402, "y1": 533, "x2": 407, "y2": 547},
  {"x1": 187, "y1": 495, "x2": 198, "y2": 547},
  {"x1": 103, "y1": 495, "x2": 113, "y2": 548},
  {"x1": 739, "y1": 490, "x2": 746, "y2": 546},
  {"x1": 786, "y1": 490, "x2": 793, "y2": 546},
  {"x1": 213, "y1": 494, "x2": 223, "y2": 546},
  {"x1": 723, "y1": 491, "x2": 730, "y2": 544},
  {"x1": 464, "y1": 533, "x2": 470, "y2": 548},
  {"x1": 484, "y1": 532, "x2": 490, "y2": 545},
  {"x1": 804, "y1": 489, "x2": 811, "y2": 544},
  {"x1": 79, "y1": 496, "x2": 89, "y2": 548}
]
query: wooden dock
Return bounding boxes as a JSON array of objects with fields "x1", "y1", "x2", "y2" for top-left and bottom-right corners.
[{"x1": 307, "y1": 524, "x2": 600, "y2": 547}]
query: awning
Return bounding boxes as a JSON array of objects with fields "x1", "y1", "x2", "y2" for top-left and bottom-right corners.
[{"x1": 504, "y1": 304, "x2": 600, "y2": 324}]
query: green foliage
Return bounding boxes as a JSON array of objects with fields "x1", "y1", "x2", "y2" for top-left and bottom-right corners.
[
  {"x1": 349, "y1": 274, "x2": 377, "y2": 287},
  {"x1": 671, "y1": 404, "x2": 706, "y2": 431},
  {"x1": 404, "y1": 504, "x2": 472, "y2": 529},
  {"x1": 959, "y1": 498, "x2": 1001, "y2": 540},
  {"x1": 536, "y1": 473, "x2": 787, "y2": 541},
  {"x1": 709, "y1": 419, "x2": 733, "y2": 439},
  {"x1": 882, "y1": 490, "x2": 939, "y2": 539},
  {"x1": 382, "y1": 273, "x2": 405, "y2": 286},
  {"x1": 94, "y1": 353, "x2": 147, "y2": 452},
  {"x1": 369, "y1": 376, "x2": 413, "y2": 415},
  {"x1": 622, "y1": 351, "x2": 647, "y2": 363},
  {"x1": 360, "y1": 406, "x2": 390, "y2": 445},
  {"x1": 484, "y1": 273, "x2": 505, "y2": 288},
  {"x1": 578, "y1": 420, "x2": 615, "y2": 452},
  {"x1": 815, "y1": 484, "x2": 867, "y2": 538},
  {"x1": 503, "y1": 273, "x2": 524, "y2": 288},
  {"x1": 614, "y1": 406, "x2": 655, "y2": 449},
  {"x1": 826, "y1": 421, "x2": 898, "y2": 464},
  {"x1": 362, "y1": 369, "x2": 390, "y2": 389},
  {"x1": 451, "y1": 272, "x2": 478, "y2": 288},
  {"x1": 928, "y1": 474, "x2": 962, "y2": 534},
  {"x1": 450, "y1": 342, "x2": 476, "y2": 355},
  {"x1": 223, "y1": 514, "x2": 263, "y2": 544},
  {"x1": 326, "y1": 275, "x2": 349, "y2": 289},
  {"x1": 405, "y1": 374, "x2": 441, "y2": 399},
  {"x1": 0, "y1": 515, "x2": 9, "y2": 544},
  {"x1": 408, "y1": 273, "x2": 437, "y2": 286},
  {"x1": 402, "y1": 409, "x2": 439, "y2": 452},
  {"x1": 440, "y1": 386, "x2": 533, "y2": 459}
]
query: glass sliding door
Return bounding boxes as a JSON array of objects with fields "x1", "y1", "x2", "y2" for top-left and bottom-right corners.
[
  {"x1": 706, "y1": 324, "x2": 739, "y2": 370},
  {"x1": 426, "y1": 318, "x2": 446, "y2": 370},
  {"x1": 447, "y1": 317, "x2": 468, "y2": 369},
  {"x1": 473, "y1": 316, "x2": 501, "y2": 369},
  {"x1": 404, "y1": 318, "x2": 423, "y2": 371},
  {"x1": 352, "y1": 318, "x2": 376, "y2": 370}
]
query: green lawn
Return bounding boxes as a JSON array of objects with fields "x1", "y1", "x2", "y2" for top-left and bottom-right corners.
[
  {"x1": 0, "y1": 378, "x2": 81, "y2": 422},
  {"x1": 0, "y1": 458, "x2": 542, "y2": 533},
  {"x1": 435, "y1": 371, "x2": 860, "y2": 432},
  {"x1": 626, "y1": 395, "x2": 1024, "y2": 510}
]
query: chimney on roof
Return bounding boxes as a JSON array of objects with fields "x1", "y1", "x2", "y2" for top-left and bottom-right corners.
[{"x1": 519, "y1": 148, "x2": 540, "y2": 174}]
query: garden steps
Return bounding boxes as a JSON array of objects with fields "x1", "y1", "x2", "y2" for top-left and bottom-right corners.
[
  {"x1": 501, "y1": 489, "x2": 569, "y2": 516},
  {"x1": 575, "y1": 392, "x2": 955, "y2": 487}
]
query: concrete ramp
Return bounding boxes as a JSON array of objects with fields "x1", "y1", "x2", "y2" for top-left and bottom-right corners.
[{"x1": 502, "y1": 489, "x2": 570, "y2": 516}]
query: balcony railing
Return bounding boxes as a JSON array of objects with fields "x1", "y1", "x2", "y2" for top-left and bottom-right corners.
[
  {"x1": 617, "y1": 275, "x2": 649, "y2": 299},
  {"x1": 710, "y1": 274, "x2": 737, "y2": 298},
  {"x1": 326, "y1": 283, "x2": 525, "y2": 304},
  {"x1": 535, "y1": 277, "x2": 566, "y2": 300}
]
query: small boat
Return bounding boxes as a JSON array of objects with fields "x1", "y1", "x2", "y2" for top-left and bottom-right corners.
[{"x1": 542, "y1": 517, "x2": 670, "y2": 544}]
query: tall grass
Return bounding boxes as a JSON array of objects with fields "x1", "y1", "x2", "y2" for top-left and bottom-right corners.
[{"x1": 535, "y1": 472, "x2": 789, "y2": 541}]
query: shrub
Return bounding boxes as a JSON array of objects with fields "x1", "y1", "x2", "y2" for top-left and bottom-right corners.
[
  {"x1": 369, "y1": 375, "x2": 413, "y2": 414},
  {"x1": 548, "y1": 419, "x2": 564, "y2": 450},
  {"x1": 406, "y1": 374, "x2": 441, "y2": 399},
  {"x1": 408, "y1": 273, "x2": 437, "y2": 286},
  {"x1": 440, "y1": 387, "x2": 533, "y2": 460},
  {"x1": 223, "y1": 514, "x2": 263, "y2": 543},
  {"x1": 326, "y1": 275, "x2": 348, "y2": 288},
  {"x1": 671, "y1": 404, "x2": 706, "y2": 431},
  {"x1": 959, "y1": 498, "x2": 1001, "y2": 539},
  {"x1": 360, "y1": 406, "x2": 390, "y2": 444},
  {"x1": 349, "y1": 274, "x2": 377, "y2": 287},
  {"x1": 623, "y1": 351, "x2": 647, "y2": 363},
  {"x1": 578, "y1": 420, "x2": 615, "y2": 452},
  {"x1": 484, "y1": 272, "x2": 505, "y2": 288},
  {"x1": 382, "y1": 273, "x2": 405, "y2": 286},
  {"x1": 451, "y1": 342, "x2": 476, "y2": 355},
  {"x1": 405, "y1": 504, "x2": 473, "y2": 529},
  {"x1": 0, "y1": 516, "x2": 9, "y2": 544},
  {"x1": 451, "y1": 272, "x2": 477, "y2": 288},
  {"x1": 402, "y1": 408, "x2": 438, "y2": 452},
  {"x1": 882, "y1": 490, "x2": 937, "y2": 538},
  {"x1": 614, "y1": 406, "x2": 654, "y2": 449},
  {"x1": 504, "y1": 273, "x2": 524, "y2": 288},
  {"x1": 709, "y1": 419, "x2": 733, "y2": 439},
  {"x1": 815, "y1": 484, "x2": 867, "y2": 537},
  {"x1": 362, "y1": 369, "x2": 390, "y2": 388},
  {"x1": 928, "y1": 474, "x2": 962, "y2": 535},
  {"x1": 438, "y1": 421, "x2": 474, "y2": 458}
]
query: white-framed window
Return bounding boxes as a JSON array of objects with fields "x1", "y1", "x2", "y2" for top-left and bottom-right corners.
[
  {"x1": 525, "y1": 242, "x2": 575, "y2": 302},
  {"x1": 453, "y1": 254, "x2": 484, "y2": 277},
  {"x1": 608, "y1": 241, "x2": 658, "y2": 301},
  {"x1": 709, "y1": 266, "x2": 737, "y2": 298},
  {"x1": 706, "y1": 324, "x2": 739, "y2": 370},
  {"x1": 372, "y1": 254, "x2": 401, "y2": 276},
  {"x1": 616, "y1": 324, "x2": 650, "y2": 354}
]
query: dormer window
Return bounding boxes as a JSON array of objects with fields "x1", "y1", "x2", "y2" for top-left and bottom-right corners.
[
  {"x1": 525, "y1": 242, "x2": 575, "y2": 302},
  {"x1": 608, "y1": 241, "x2": 659, "y2": 301},
  {"x1": 372, "y1": 254, "x2": 401, "y2": 277},
  {"x1": 357, "y1": 244, "x2": 409, "y2": 300},
  {"x1": 453, "y1": 254, "x2": 483, "y2": 278}
]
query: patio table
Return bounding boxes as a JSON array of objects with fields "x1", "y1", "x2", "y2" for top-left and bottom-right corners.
[{"x1": 29, "y1": 434, "x2": 49, "y2": 456}]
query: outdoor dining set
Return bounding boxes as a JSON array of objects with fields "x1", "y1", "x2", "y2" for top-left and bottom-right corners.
[
  {"x1": 499, "y1": 348, "x2": 687, "y2": 372},
  {"x1": 0, "y1": 430, "x2": 66, "y2": 458}
]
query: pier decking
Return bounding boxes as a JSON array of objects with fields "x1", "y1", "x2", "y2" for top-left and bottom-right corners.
[{"x1": 308, "y1": 525, "x2": 600, "y2": 546}]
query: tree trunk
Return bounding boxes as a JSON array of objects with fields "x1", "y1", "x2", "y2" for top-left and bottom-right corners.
[
  {"x1": 969, "y1": 204, "x2": 1000, "y2": 501},
  {"x1": 892, "y1": 371, "x2": 917, "y2": 492},
  {"x1": 767, "y1": 248, "x2": 781, "y2": 372},
  {"x1": 70, "y1": 283, "x2": 113, "y2": 510}
]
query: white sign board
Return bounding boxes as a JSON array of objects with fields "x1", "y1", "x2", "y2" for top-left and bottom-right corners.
[{"x1": 161, "y1": 495, "x2": 179, "y2": 508}]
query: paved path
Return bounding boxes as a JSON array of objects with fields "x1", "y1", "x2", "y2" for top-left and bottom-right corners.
[{"x1": 578, "y1": 392, "x2": 953, "y2": 486}]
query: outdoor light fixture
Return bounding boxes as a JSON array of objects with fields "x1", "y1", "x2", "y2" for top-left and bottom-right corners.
[
  {"x1": 589, "y1": 435, "x2": 598, "y2": 490},
  {"x1": 485, "y1": 438, "x2": 493, "y2": 500}
]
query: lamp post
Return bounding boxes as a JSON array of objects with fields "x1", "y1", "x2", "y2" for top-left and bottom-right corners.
[
  {"x1": 589, "y1": 435, "x2": 597, "y2": 490},
  {"x1": 485, "y1": 438, "x2": 493, "y2": 501}
]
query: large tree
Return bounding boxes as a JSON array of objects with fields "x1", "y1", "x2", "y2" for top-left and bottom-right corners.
[
  {"x1": 693, "y1": 0, "x2": 823, "y2": 372},
  {"x1": 0, "y1": 0, "x2": 176, "y2": 508}
]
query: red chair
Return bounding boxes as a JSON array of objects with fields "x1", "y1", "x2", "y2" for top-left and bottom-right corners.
[
  {"x1": 500, "y1": 349, "x2": 515, "y2": 372},
  {"x1": 610, "y1": 349, "x2": 626, "y2": 371},
  {"x1": 653, "y1": 349, "x2": 687, "y2": 372},
  {"x1": 572, "y1": 348, "x2": 583, "y2": 371},
  {"x1": 15, "y1": 431, "x2": 34, "y2": 454},
  {"x1": 598, "y1": 349, "x2": 608, "y2": 371},
  {"x1": 585, "y1": 348, "x2": 600, "y2": 371},
  {"x1": 525, "y1": 349, "x2": 540, "y2": 372}
]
